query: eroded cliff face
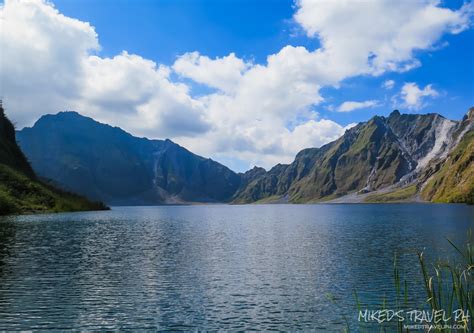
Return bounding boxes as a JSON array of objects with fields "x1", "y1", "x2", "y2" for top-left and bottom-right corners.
[
  {"x1": 233, "y1": 109, "x2": 474, "y2": 204},
  {"x1": 418, "y1": 108, "x2": 474, "y2": 204},
  {"x1": 15, "y1": 108, "x2": 473, "y2": 205},
  {"x1": 0, "y1": 105, "x2": 107, "y2": 215},
  {"x1": 17, "y1": 112, "x2": 241, "y2": 205}
]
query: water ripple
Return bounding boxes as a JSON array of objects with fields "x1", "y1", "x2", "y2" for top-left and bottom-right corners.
[{"x1": 0, "y1": 204, "x2": 472, "y2": 330}]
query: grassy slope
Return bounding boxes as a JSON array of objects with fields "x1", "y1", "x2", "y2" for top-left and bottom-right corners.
[
  {"x1": 234, "y1": 116, "x2": 412, "y2": 204},
  {"x1": 0, "y1": 112, "x2": 35, "y2": 177},
  {"x1": 421, "y1": 130, "x2": 474, "y2": 204},
  {"x1": 364, "y1": 185, "x2": 418, "y2": 203},
  {"x1": 365, "y1": 130, "x2": 473, "y2": 204},
  {"x1": 0, "y1": 108, "x2": 108, "y2": 215},
  {"x1": 0, "y1": 164, "x2": 107, "y2": 215}
]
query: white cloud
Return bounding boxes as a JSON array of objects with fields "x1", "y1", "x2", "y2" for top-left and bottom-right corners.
[
  {"x1": 382, "y1": 80, "x2": 395, "y2": 90},
  {"x1": 282, "y1": 119, "x2": 345, "y2": 155},
  {"x1": 337, "y1": 100, "x2": 379, "y2": 112},
  {"x1": 173, "y1": 52, "x2": 251, "y2": 93},
  {"x1": 398, "y1": 82, "x2": 439, "y2": 110},
  {"x1": 344, "y1": 123, "x2": 358, "y2": 131},
  {"x1": 0, "y1": 0, "x2": 472, "y2": 170},
  {"x1": 0, "y1": 0, "x2": 209, "y2": 138},
  {"x1": 80, "y1": 52, "x2": 210, "y2": 137},
  {"x1": 294, "y1": 0, "x2": 472, "y2": 76},
  {"x1": 0, "y1": 0, "x2": 98, "y2": 126}
]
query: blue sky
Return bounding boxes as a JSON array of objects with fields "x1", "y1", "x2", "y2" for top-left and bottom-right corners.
[
  {"x1": 52, "y1": 0, "x2": 300, "y2": 63},
  {"x1": 51, "y1": 0, "x2": 474, "y2": 124},
  {"x1": 1, "y1": 0, "x2": 474, "y2": 171}
]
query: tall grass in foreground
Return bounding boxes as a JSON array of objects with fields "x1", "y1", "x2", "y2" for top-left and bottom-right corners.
[
  {"x1": 350, "y1": 233, "x2": 473, "y2": 333},
  {"x1": 415, "y1": 234, "x2": 473, "y2": 333}
]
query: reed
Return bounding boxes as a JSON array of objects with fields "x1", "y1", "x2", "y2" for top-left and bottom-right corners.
[
  {"x1": 415, "y1": 232, "x2": 473, "y2": 332},
  {"x1": 351, "y1": 232, "x2": 473, "y2": 332}
]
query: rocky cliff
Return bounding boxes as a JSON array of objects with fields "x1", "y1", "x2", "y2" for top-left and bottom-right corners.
[
  {"x1": 233, "y1": 109, "x2": 473, "y2": 204},
  {"x1": 17, "y1": 112, "x2": 241, "y2": 205},
  {"x1": 16, "y1": 108, "x2": 473, "y2": 206},
  {"x1": 0, "y1": 105, "x2": 107, "y2": 215}
]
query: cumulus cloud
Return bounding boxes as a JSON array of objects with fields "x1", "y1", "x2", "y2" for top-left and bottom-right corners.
[
  {"x1": 80, "y1": 52, "x2": 210, "y2": 137},
  {"x1": 0, "y1": 0, "x2": 472, "y2": 170},
  {"x1": 0, "y1": 0, "x2": 98, "y2": 126},
  {"x1": 294, "y1": 0, "x2": 472, "y2": 76},
  {"x1": 337, "y1": 100, "x2": 379, "y2": 112},
  {"x1": 173, "y1": 52, "x2": 251, "y2": 93},
  {"x1": 398, "y1": 82, "x2": 439, "y2": 110},
  {"x1": 382, "y1": 80, "x2": 395, "y2": 90}
]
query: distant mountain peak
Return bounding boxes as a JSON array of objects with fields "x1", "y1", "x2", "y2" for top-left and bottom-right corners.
[
  {"x1": 14, "y1": 108, "x2": 473, "y2": 205},
  {"x1": 233, "y1": 108, "x2": 472, "y2": 204},
  {"x1": 250, "y1": 166, "x2": 265, "y2": 172},
  {"x1": 0, "y1": 104, "x2": 106, "y2": 214},
  {"x1": 42, "y1": 110, "x2": 84, "y2": 120},
  {"x1": 34, "y1": 111, "x2": 93, "y2": 127},
  {"x1": 389, "y1": 109, "x2": 401, "y2": 117},
  {"x1": 57, "y1": 110, "x2": 82, "y2": 116},
  {"x1": 17, "y1": 112, "x2": 242, "y2": 205},
  {"x1": 466, "y1": 107, "x2": 474, "y2": 120}
]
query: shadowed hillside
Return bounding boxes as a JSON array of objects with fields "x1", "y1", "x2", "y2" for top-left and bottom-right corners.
[
  {"x1": 17, "y1": 112, "x2": 241, "y2": 205},
  {"x1": 15, "y1": 108, "x2": 473, "y2": 206},
  {"x1": 0, "y1": 104, "x2": 107, "y2": 215}
]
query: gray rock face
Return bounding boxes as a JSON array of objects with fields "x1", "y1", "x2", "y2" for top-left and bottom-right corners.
[
  {"x1": 16, "y1": 108, "x2": 473, "y2": 205},
  {"x1": 1, "y1": 105, "x2": 107, "y2": 215},
  {"x1": 233, "y1": 109, "x2": 473, "y2": 203},
  {"x1": 17, "y1": 112, "x2": 241, "y2": 205}
]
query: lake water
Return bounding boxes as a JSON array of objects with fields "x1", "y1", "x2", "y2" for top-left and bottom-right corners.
[{"x1": 0, "y1": 204, "x2": 472, "y2": 330}]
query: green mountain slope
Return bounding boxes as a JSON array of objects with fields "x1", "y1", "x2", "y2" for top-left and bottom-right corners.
[
  {"x1": 0, "y1": 105, "x2": 107, "y2": 215},
  {"x1": 233, "y1": 112, "x2": 416, "y2": 203},
  {"x1": 0, "y1": 106, "x2": 35, "y2": 178},
  {"x1": 421, "y1": 129, "x2": 473, "y2": 204},
  {"x1": 14, "y1": 107, "x2": 473, "y2": 206},
  {"x1": 0, "y1": 164, "x2": 107, "y2": 215},
  {"x1": 233, "y1": 109, "x2": 473, "y2": 204},
  {"x1": 366, "y1": 109, "x2": 474, "y2": 204}
]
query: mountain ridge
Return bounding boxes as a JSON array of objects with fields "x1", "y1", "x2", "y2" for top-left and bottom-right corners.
[
  {"x1": 17, "y1": 111, "x2": 241, "y2": 205},
  {"x1": 232, "y1": 108, "x2": 473, "y2": 204},
  {"x1": 0, "y1": 105, "x2": 108, "y2": 215},
  {"x1": 16, "y1": 108, "x2": 474, "y2": 206}
]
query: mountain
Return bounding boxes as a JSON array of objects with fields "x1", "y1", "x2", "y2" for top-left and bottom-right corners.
[
  {"x1": 419, "y1": 109, "x2": 474, "y2": 204},
  {"x1": 17, "y1": 112, "x2": 241, "y2": 205},
  {"x1": 233, "y1": 109, "x2": 473, "y2": 204},
  {"x1": 0, "y1": 104, "x2": 35, "y2": 178},
  {"x1": 0, "y1": 105, "x2": 107, "y2": 215},
  {"x1": 16, "y1": 108, "x2": 473, "y2": 206}
]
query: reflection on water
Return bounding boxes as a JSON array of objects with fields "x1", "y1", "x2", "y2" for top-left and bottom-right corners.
[{"x1": 0, "y1": 204, "x2": 472, "y2": 330}]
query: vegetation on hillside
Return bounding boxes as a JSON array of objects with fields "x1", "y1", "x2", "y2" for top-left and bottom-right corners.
[
  {"x1": 0, "y1": 107, "x2": 35, "y2": 177},
  {"x1": 0, "y1": 164, "x2": 107, "y2": 215},
  {"x1": 350, "y1": 234, "x2": 473, "y2": 332},
  {"x1": 421, "y1": 131, "x2": 474, "y2": 204},
  {"x1": 233, "y1": 113, "x2": 417, "y2": 204},
  {"x1": 364, "y1": 185, "x2": 418, "y2": 203},
  {"x1": 0, "y1": 105, "x2": 108, "y2": 216},
  {"x1": 233, "y1": 109, "x2": 473, "y2": 205}
]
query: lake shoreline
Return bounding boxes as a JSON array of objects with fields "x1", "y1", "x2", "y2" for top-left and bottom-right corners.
[{"x1": 1, "y1": 204, "x2": 472, "y2": 330}]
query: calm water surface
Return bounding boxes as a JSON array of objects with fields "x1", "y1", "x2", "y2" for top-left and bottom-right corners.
[{"x1": 0, "y1": 204, "x2": 472, "y2": 330}]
